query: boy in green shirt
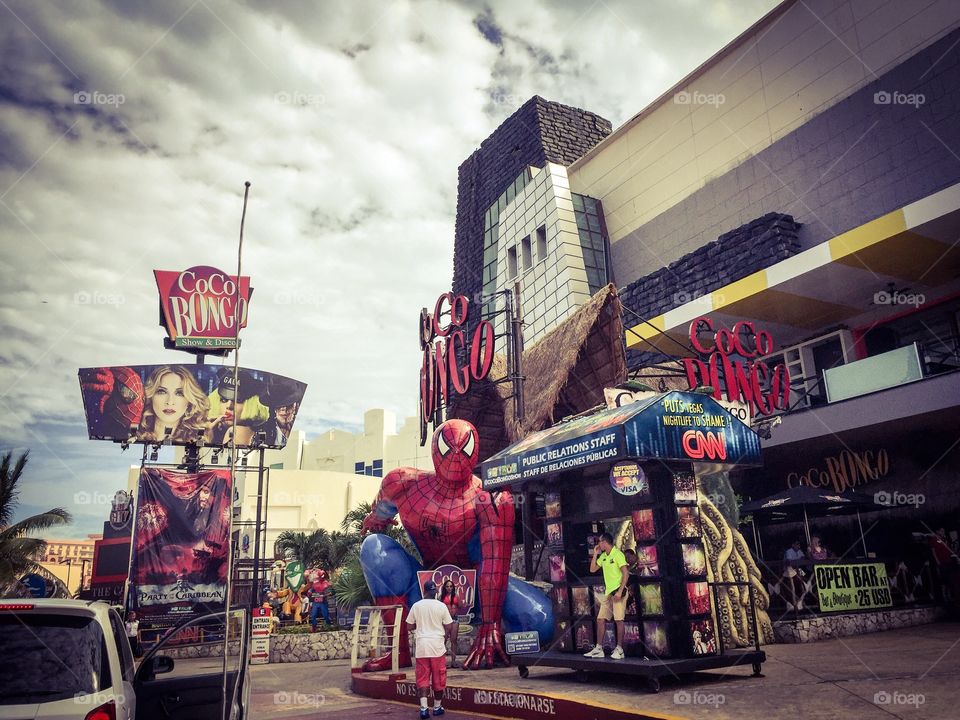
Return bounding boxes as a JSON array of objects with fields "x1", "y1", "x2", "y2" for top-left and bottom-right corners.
[{"x1": 584, "y1": 532, "x2": 629, "y2": 660}]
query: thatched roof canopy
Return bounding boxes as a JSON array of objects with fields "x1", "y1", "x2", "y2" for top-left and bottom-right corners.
[{"x1": 451, "y1": 283, "x2": 626, "y2": 457}]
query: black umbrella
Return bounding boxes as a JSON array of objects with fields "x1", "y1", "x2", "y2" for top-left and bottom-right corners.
[{"x1": 741, "y1": 486, "x2": 885, "y2": 556}]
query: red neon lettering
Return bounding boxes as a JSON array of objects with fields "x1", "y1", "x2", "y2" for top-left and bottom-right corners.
[
  {"x1": 688, "y1": 317, "x2": 715, "y2": 354},
  {"x1": 682, "y1": 430, "x2": 727, "y2": 460},
  {"x1": 447, "y1": 330, "x2": 470, "y2": 394}
]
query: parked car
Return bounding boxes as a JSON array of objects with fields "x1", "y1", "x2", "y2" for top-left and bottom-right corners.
[
  {"x1": 134, "y1": 610, "x2": 250, "y2": 720},
  {"x1": 0, "y1": 600, "x2": 249, "y2": 720},
  {"x1": 0, "y1": 598, "x2": 137, "y2": 720}
]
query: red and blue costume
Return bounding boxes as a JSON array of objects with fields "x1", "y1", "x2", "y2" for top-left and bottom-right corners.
[{"x1": 360, "y1": 419, "x2": 553, "y2": 670}]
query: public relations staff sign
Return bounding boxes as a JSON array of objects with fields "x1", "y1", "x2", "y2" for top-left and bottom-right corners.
[{"x1": 814, "y1": 563, "x2": 893, "y2": 612}]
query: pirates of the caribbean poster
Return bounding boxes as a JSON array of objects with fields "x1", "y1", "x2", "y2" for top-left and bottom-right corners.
[{"x1": 129, "y1": 468, "x2": 231, "y2": 623}]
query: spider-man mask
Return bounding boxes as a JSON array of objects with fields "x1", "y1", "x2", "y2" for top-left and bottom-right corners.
[
  {"x1": 431, "y1": 419, "x2": 479, "y2": 484},
  {"x1": 105, "y1": 366, "x2": 144, "y2": 427}
]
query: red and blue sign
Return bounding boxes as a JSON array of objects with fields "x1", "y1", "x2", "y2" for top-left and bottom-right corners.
[{"x1": 481, "y1": 391, "x2": 762, "y2": 489}]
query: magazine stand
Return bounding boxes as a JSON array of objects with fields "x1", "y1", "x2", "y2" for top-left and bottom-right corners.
[{"x1": 480, "y1": 391, "x2": 766, "y2": 692}]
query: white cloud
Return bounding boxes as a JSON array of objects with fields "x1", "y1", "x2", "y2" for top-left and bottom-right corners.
[{"x1": 0, "y1": 0, "x2": 779, "y2": 535}]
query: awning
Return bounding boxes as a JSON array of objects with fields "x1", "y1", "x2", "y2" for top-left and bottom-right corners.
[
  {"x1": 625, "y1": 182, "x2": 960, "y2": 353},
  {"x1": 480, "y1": 390, "x2": 762, "y2": 490}
]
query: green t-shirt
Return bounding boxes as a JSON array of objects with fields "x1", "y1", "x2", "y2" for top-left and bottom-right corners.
[{"x1": 597, "y1": 547, "x2": 627, "y2": 595}]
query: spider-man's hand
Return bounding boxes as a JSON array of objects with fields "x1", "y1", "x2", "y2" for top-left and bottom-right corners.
[
  {"x1": 462, "y1": 621, "x2": 509, "y2": 669},
  {"x1": 361, "y1": 511, "x2": 398, "y2": 535},
  {"x1": 80, "y1": 367, "x2": 115, "y2": 414}
]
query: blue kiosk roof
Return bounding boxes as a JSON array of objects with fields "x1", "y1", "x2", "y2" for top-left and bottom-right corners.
[{"x1": 480, "y1": 390, "x2": 763, "y2": 490}]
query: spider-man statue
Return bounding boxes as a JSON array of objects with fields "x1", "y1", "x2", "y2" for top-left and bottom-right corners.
[{"x1": 360, "y1": 419, "x2": 553, "y2": 670}]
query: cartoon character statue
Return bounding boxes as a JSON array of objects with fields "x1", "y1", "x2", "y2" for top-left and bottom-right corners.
[
  {"x1": 302, "y1": 568, "x2": 332, "y2": 631},
  {"x1": 360, "y1": 419, "x2": 553, "y2": 670},
  {"x1": 275, "y1": 586, "x2": 302, "y2": 623}
]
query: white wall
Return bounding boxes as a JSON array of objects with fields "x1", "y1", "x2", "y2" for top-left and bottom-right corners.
[
  {"x1": 492, "y1": 163, "x2": 593, "y2": 345},
  {"x1": 568, "y1": 0, "x2": 960, "y2": 245}
]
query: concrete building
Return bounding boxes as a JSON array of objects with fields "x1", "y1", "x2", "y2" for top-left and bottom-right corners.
[
  {"x1": 39, "y1": 534, "x2": 100, "y2": 594},
  {"x1": 451, "y1": 0, "x2": 960, "y2": 558}
]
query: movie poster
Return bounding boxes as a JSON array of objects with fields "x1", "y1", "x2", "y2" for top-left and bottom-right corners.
[
  {"x1": 622, "y1": 621, "x2": 642, "y2": 656},
  {"x1": 643, "y1": 620, "x2": 669, "y2": 657},
  {"x1": 574, "y1": 620, "x2": 595, "y2": 651},
  {"x1": 635, "y1": 544, "x2": 659, "y2": 577},
  {"x1": 79, "y1": 364, "x2": 307, "y2": 449},
  {"x1": 682, "y1": 542, "x2": 707, "y2": 576},
  {"x1": 677, "y1": 507, "x2": 701, "y2": 538},
  {"x1": 690, "y1": 619, "x2": 717, "y2": 655},
  {"x1": 549, "y1": 554, "x2": 566, "y2": 583},
  {"x1": 129, "y1": 468, "x2": 232, "y2": 624},
  {"x1": 686, "y1": 581, "x2": 711, "y2": 615},
  {"x1": 571, "y1": 586, "x2": 591, "y2": 617},
  {"x1": 551, "y1": 586, "x2": 569, "y2": 616},
  {"x1": 632, "y1": 508, "x2": 656, "y2": 542},
  {"x1": 637, "y1": 583, "x2": 664, "y2": 615},
  {"x1": 544, "y1": 491, "x2": 561, "y2": 519},
  {"x1": 673, "y1": 471, "x2": 697, "y2": 503},
  {"x1": 546, "y1": 521, "x2": 563, "y2": 547}
]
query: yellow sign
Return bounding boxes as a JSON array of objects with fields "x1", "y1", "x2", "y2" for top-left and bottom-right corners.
[{"x1": 814, "y1": 563, "x2": 892, "y2": 613}]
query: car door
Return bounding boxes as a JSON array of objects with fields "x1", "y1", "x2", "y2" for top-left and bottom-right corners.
[{"x1": 133, "y1": 610, "x2": 248, "y2": 720}]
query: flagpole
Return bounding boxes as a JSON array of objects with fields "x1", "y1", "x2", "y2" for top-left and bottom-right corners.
[{"x1": 222, "y1": 181, "x2": 250, "y2": 720}]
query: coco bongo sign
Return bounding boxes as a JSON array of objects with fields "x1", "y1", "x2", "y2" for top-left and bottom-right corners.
[
  {"x1": 419, "y1": 293, "x2": 495, "y2": 444},
  {"x1": 155, "y1": 265, "x2": 253, "y2": 349},
  {"x1": 683, "y1": 317, "x2": 790, "y2": 417}
]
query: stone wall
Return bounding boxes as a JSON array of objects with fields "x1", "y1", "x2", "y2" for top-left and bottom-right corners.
[
  {"x1": 451, "y1": 96, "x2": 611, "y2": 309},
  {"x1": 618, "y1": 212, "x2": 801, "y2": 369},
  {"x1": 773, "y1": 606, "x2": 945, "y2": 643}
]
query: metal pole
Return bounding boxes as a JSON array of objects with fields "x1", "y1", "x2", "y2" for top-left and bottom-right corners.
[
  {"x1": 222, "y1": 181, "x2": 250, "y2": 720},
  {"x1": 522, "y1": 490, "x2": 535, "y2": 580},
  {"x1": 802, "y1": 505, "x2": 811, "y2": 548},
  {"x1": 250, "y1": 448, "x2": 266, "y2": 608},
  {"x1": 512, "y1": 281, "x2": 525, "y2": 424},
  {"x1": 857, "y1": 509, "x2": 868, "y2": 557}
]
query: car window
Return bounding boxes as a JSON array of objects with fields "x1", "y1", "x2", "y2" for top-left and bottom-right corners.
[
  {"x1": 0, "y1": 613, "x2": 111, "y2": 705},
  {"x1": 109, "y1": 609, "x2": 136, "y2": 682}
]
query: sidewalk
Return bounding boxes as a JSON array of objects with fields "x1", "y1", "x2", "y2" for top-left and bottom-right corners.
[{"x1": 250, "y1": 621, "x2": 960, "y2": 719}]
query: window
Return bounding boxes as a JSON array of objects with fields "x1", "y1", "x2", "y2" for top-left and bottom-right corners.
[
  {"x1": 482, "y1": 168, "x2": 533, "y2": 297},
  {"x1": 507, "y1": 246, "x2": 518, "y2": 280},
  {"x1": 109, "y1": 609, "x2": 135, "y2": 682},
  {"x1": 521, "y1": 235, "x2": 532, "y2": 271},
  {"x1": 536, "y1": 225, "x2": 547, "y2": 261},
  {"x1": 354, "y1": 461, "x2": 365, "y2": 475},
  {"x1": 372, "y1": 459, "x2": 383, "y2": 478},
  {"x1": 572, "y1": 193, "x2": 610, "y2": 294}
]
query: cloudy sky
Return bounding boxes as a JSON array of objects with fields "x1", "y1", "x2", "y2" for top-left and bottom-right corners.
[{"x1": 0, "y1": 0, "x2": 779, "y2": 538}]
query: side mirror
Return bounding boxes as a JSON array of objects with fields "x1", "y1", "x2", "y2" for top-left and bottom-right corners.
[{"x1": 152, "y1": 655, "x2": 175, "y2": 675}]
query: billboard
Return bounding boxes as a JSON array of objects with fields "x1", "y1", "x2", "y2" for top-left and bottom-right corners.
[
  {"x1": 155, "y1": 265, "x2": 252, "y2": 349},
  {"x1": 79, "y1": 364, "x2": 307, "y2": 449},
  {"x1": 129, "y1": 468, "x2": 232, "y2": 623}
]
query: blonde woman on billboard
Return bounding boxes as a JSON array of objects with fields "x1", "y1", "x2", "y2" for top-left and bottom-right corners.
[{"x1": 136, "y1": 365, "x2": 210, "y2": 443}]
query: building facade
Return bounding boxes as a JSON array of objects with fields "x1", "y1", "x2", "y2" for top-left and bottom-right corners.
[{"x1": 451, "y1": 0, "x2": 960, "y2": 567}]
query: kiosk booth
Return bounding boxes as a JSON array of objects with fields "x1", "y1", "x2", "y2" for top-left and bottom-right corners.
[{"x1": 481, "y1": 390, "x2": 767, "y2": 691}]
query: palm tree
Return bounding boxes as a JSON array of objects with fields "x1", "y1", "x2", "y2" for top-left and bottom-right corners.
[
  {"x1": 273, "y1": 529, "x2": 328, "y2": 568},
  {"x1": 340, "y1": 501, "x2": 420, "y2": 562},
  {"x1": 0, "y1": 451, "x2": 72, "y2": 597}
]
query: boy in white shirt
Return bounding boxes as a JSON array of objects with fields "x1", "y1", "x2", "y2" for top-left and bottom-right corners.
[{"x1": 407, "y1": 580, "x2": 456, "y2": 718}]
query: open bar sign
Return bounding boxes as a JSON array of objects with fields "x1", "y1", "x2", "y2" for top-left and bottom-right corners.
[{"x1": 505, "y1": 631, "x2": 540, "y2": 654}]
